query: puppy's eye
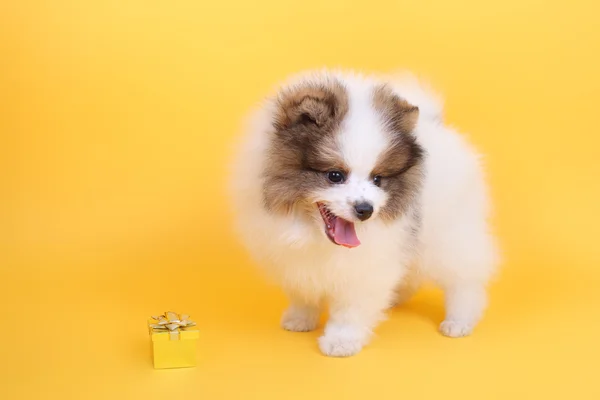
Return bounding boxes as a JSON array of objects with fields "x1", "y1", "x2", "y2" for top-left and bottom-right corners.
[
  {"x1": 327, "y1": 170, "x2": 345, "y2": 184},
  {"x1": 373, "y1": 175, "x2": 382, "y2": 187}
]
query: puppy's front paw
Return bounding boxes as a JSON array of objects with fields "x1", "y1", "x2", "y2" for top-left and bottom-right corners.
[
  {"x1": 439, "y1": 320, "x2": 474, "y2": 338},
  {"x1": 318, "y1": 324, "x2": 367, "y2": 357},
  {"x1": 281, "y1": 306, "x2": 319, "y2": 332}
]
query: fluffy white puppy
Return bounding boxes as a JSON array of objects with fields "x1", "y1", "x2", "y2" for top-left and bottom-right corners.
[{"x1": 228, "y1": 69, "x2": 499, "y2": 357}]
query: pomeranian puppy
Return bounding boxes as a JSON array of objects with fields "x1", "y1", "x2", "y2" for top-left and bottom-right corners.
[{"x1": 228, "y1": 69, "x2": 499, "y2": 357}]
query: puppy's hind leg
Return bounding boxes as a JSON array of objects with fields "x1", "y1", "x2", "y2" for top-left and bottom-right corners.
[
  {"x1": 432, "y1": 231, "x2": 498, "y2": 338},
  {"x1": 281, "y1": 290, "x2": 322, "y2": 332},
  {"x1": 439, "y1": 282, "x2": 487, "y2": 337}
]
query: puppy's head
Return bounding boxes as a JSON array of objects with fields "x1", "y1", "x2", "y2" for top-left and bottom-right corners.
[{"x1": 263, "y1": 74, "x2": 424, "y2": 248}]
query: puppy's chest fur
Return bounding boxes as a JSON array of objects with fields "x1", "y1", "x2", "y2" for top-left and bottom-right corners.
[{"x1": 263, "y1": 210, "x2": 420, "y2": 295}]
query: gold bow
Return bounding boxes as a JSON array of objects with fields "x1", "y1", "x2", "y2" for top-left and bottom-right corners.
[{"x1": 149, "y1": 311, "x2": 196, "y2": 340}]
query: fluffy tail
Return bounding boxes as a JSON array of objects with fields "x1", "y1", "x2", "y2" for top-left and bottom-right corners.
[{"x1": 385, "y1": 71, "x2": 445, "y2": 122}]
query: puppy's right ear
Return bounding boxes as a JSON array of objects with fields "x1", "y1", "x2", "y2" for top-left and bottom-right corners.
[{"x1": 273, "y1": 84, "x2": 348, "y2": 131}]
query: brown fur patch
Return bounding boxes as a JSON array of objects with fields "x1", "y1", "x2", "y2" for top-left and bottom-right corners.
[
  {"x1": 372, "y1": 84, "x2": 425, "y2": 222},
  {"x1": 263, "y1": 80, "x2": 349, "y2": 213},
  {"x1": 373, "y1": 84, "x2": 420, "y2": 134}
]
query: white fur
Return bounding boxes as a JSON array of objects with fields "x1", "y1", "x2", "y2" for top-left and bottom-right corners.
[{"x1": 228, "y1": 70, "x2": 500, "y2": 357}]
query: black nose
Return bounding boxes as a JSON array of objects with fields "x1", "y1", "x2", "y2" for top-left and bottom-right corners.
[{"x1": 354, "y1": 202, "x2": 374, "y2": 221}]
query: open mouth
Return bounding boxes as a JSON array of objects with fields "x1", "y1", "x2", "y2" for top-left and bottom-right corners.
[{"x1": 317, "y1": 202, "x2": 361, "y2": 248}]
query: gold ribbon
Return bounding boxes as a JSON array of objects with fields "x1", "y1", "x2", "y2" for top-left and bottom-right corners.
[{"x1": 149, "y1": 311, "x2": 196, "y2": 341}]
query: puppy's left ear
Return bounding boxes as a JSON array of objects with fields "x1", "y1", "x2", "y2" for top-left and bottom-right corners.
[
  {"x1": 374, "y1": 85, "x2": 419, "y2": 134},
  {"x1": 394, "y1": 98, "x2": 419, "y2": 133}
]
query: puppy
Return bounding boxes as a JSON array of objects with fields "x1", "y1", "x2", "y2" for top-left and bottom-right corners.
[{"x1": 228, "y1": 69, "x2": 499, "y2": 357}]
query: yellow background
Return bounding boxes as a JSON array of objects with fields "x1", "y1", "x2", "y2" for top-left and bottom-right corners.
[{"x1": 2, "y1": 1, "x2": 599, "y2": 399}]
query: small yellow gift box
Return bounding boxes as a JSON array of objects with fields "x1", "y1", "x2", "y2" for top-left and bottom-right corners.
[{"x1": 148, "y1": 311, "x2": 199, "y2": 369}]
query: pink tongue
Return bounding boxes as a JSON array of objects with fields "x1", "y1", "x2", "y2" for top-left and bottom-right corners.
[{"x1": 333, "y1": 217, "x2": 361, "y2": 248}]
